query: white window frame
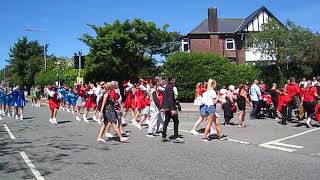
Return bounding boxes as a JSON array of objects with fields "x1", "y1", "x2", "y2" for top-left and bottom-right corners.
[
  {"x1": 225, "y1": 38, "x2": 235, "y2": 50},
  {"x1": 181, "y1": 39, "x2": 190, "y2": 52}
]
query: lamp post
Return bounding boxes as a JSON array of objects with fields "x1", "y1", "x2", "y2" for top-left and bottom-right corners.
[{"x1": 25, "y1": 28, "x2": 47, "y2": 70}]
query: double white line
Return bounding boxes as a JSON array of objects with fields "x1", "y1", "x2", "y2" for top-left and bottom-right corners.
[{"x1": 2, "y1": 123, "x2": 45, "y2": 180}]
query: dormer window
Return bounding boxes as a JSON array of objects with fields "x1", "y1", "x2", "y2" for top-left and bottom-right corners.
[
  {"x1": 181, "y1": 38, "x2": 189, "y2": 52},
  {"x1": 226, "y1": 38, "x2": 235, "y2": 50}
]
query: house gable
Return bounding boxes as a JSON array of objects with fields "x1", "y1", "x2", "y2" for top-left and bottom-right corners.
[{"x1": 236, "y1": 6, "x2": 283, "y2": 32}]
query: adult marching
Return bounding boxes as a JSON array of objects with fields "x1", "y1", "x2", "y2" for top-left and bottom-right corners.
[{"x1": 97, "y1": 82, "x2": 128, "y2": 143}]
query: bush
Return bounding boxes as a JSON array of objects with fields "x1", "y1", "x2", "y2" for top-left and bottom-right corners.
[{"x1": 163, "y1": 52, "x2": 261, "y2": 101}]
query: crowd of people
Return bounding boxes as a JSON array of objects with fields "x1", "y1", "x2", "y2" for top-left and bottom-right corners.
[
  {"x1": 6, "y1": 75, "x2": 319, "y2": 144},
  {"x1": 191, "y1": 76, "x2": 320, "y2": 135},
  {"x1": 0, "y1": 85, "x2": 26, "y2": 120}
]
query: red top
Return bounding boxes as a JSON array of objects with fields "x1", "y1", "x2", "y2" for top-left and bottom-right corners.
[
  {"x1": 198, "y1": 85, "x2": 206, "y2": 96},
  {"x1": 109, "y1": 88, "x2": 119, "y2": 101},
  {"x1": 301, "y1": 87, "x2": 317, "y2": 102},
  {"x1": 286, "y1": 83, "x2": 300, "y2": 100},
  {"x1": 278, "y1": 93, "x2": 290, "y2": 111},
  {"x1": 315, "y1": 103, "x2": 320, "y2": 122},
  {"x1": 262, "y1": 94, "x2": 272, "y2": 105},
  {"x1": 260, "y1": 84, "x2": 267, "y2": 91},
  {"x1": 78, "y1": 88, "x2": 86, "y2": 97}
]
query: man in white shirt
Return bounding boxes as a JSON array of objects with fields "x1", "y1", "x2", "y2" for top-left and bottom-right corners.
[
  {"x1": 299, "y1": 78, "x2": 308, "y2": 88},
  {"x1": 250, "y1": 80, "x2": 262, "y2": 119}
]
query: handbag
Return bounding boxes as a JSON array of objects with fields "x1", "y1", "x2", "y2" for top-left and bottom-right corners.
[
  {"x1": 298, "y1": 103, "x2": 305, "y2": 120},
  {"x1": 231, "y1": 103, "x2": 237, "y2": 113}
]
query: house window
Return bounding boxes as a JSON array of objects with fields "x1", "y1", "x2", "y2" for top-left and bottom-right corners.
[
  {"x1": 181, "y1": 38, "x2": 189, "y2": 52},
  {"x1": 225, "y1": 38, "x2": 235, "y2": 50}
]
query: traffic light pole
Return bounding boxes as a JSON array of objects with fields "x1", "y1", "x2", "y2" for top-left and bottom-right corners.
[{"x1": 78, "y1": 51, "x2": 82, "y2": 77}]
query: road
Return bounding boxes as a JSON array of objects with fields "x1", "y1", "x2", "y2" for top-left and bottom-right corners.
[{"x1": 1, "y1": 102, "x2": 320, "y2": 180}]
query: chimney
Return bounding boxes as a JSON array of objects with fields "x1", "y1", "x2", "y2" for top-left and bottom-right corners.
[{"x1": 208, "y1": 7, "x2": 218, "y2": 32}]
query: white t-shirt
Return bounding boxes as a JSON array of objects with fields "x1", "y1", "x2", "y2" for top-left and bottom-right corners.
[{"x1": 203, "y1": 89, "x2": 217, "y2": 106}]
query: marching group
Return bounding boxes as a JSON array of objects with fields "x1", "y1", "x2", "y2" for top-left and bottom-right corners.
[{"x1": 6, "y1": 75, "x2": 319, "y2": 143}]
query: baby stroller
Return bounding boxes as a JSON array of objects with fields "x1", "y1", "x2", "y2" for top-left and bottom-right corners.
[{"x1": 260, "y1": 93, "x2": 273, "y2": 118}]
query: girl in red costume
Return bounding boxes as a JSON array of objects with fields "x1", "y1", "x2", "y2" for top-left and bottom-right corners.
[
  {"x1": 48, "y1": 86, "x2": 60, "y2": 124},
  {"x1": 132, "y1": 80, "x2": 147, "y2": 128},
  {"x1": 83, "y1": 85, "x2": 99, "y2": 123},
  {"x1": 122, "y1": 81, "x2": 136, "y2": 124},
  {"x1": 76, "y1": 84, "x2": 86, "y2": 121}
]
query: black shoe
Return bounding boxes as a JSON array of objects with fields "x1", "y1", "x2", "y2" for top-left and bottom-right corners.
[
  {"x1": 161, "y1": 138, "x2": 170, "y2": 143},
  {"x1": 219, "y1": 134, "x2": 228, "y2": 140},
  {"x1": 281, "y1": 121, "x2": 287, "y2": 125}
]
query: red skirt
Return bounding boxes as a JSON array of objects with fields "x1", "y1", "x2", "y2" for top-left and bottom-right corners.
[
  {"x1": 85, "y1": 99, "x2": 97, "y2": 109},
  {"x1": 124, "y1": 96, "x2": 134, "y2": 109},
  {"x1": 136, "y1": 96, "x2": 146, "y2": 110},
  {"x1": 49, "y1": 99, "x2": 59, "y2": 110}
]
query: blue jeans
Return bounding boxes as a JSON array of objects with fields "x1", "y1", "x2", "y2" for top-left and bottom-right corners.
[{"x1": 250, "y1": 101, "x2": 260, "y2": 117}]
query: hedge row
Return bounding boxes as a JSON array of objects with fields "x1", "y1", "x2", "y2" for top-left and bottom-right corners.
[{"x1": 163, "y1": 52, "x2": 261, "y2": 101}]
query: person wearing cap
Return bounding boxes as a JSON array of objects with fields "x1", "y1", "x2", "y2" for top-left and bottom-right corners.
[
  {"x1": 122, "y1": 80, "x2": 135, "y2": 124},
  {"x1": 83, "y1": 85, "x2": 99, "y2": 123}
]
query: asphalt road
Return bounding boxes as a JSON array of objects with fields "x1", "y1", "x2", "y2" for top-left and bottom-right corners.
[{"x1": 1, "y1": 103, "x2": 320, "y2": 180}]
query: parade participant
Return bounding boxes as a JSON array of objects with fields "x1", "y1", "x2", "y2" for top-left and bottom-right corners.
[
  {"x1": 161, "y1": 75, "x2": 184, "y2": 143},
  {"x1": 35, "y1": 86, "x2": 41, "y2": 107},
  {"x1": 278, "y1": 89, "x2": 290, "y2": 125},
  {"x1": 30, "y1": 86, "x2": 36, "y2": 106},
  {"x1": 4, "y1": 87, "x2": 13, "y2": 117},
  {"x1": 0, "y1": 87, "x2": 4, "y2": 118},
  {"x1": 137, "y1": 92, "x2": 151, "y2": 129},
  {"x1": 250, "y1": 80, "x2": 262, "y2": 119},
  {"x1": 83, "y1": 85, "x2": 98, "y2": 123},
  {"x1": 75, "y1": 84, "x2": 86, "y2": 121},
  {"x1": 220, "y1": 86, "x2": 234, "y2": 127},
  {"x1": 286, "y1": 77, "x2": 301, "y2": 122},
  {"x1": 146, "y1": 80, "x2": 163, "y2": 137},
  {"x1": 97, "y1": 82, "x2": 128, "y2": 143},
  {"x1": 13, "y1": 85, "x2": 25, "y2": 120},
  {"x1": 201, "y1": 79, "x2": 228, "y2": 142},
  {"x1": 270, "y1": 83, "x2": 279, "y2": 119},
  {"x1": 132, "y1": 80, "x2": 147, "y2": 128},
  {"x1": 190, "y1": 82, "x2": 207, "y2": 135},
  {"x1": 301, "y1": 81, "x2": 319, "y2": 128},
  {"x1": 48, "y1": 86, "x2": 59, "y2": 124},
  {"x1": 67, "y1": 88, "x2": 78, "y2": 114},
  {"x1": 237, "y1": 84, "x2": 251, "y2": 128},
  {"x1": 122, "y1": 80, "x2": 135, "y2": 124}
]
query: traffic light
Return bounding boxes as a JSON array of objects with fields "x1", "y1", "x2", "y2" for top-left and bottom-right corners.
[{"x1": 73, "y1": 55, "x2": 85, "y2": 69}]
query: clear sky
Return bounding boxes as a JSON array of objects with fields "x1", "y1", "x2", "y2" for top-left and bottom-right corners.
[{"x1": 1, "y1": 0, "x2": 319, "y2": 68}]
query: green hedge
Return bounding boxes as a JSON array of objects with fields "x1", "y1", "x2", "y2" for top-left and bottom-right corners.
[{"x1": 163, "y1": 52, "x2": 261, "y2": 101}]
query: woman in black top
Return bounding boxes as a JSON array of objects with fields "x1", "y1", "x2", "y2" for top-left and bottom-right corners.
[
  {"x1": 269, "y1": 83, "x2": 278, "y2": 119},
  {"x1": 237, "y1": 84, "x2": 251, "y2": 128}
]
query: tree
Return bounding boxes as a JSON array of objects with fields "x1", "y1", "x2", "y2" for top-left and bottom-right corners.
[
  {"x1": 81, "y1": 19, "x2": 181, "y2": 83},
  {"x1": 247, "y1": 19, "x2": 320, "y2": 81},
  {"x1": 8, "y1": 36, "x2": 47, "y2": 87}
]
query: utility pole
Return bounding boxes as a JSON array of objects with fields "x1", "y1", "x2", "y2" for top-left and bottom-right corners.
[
  {"x1": 78, "y1": 51, "x2": 82, "y2": 77},
  {"x1": 25, "y1": 28, "x2": 47, "y2": 70}
]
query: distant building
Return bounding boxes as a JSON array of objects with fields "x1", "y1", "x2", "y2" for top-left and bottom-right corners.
[{"x1": 181, "y1": 6, "x2": 282, "y2": 64}]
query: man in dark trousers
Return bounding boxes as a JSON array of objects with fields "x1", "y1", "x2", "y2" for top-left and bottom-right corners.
[{"x1": 162, "y1": 75, "x2": 184, "y2": 143}]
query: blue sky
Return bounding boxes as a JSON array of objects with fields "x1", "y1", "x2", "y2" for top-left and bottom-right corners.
[{"x1": 1, "y1": 0, "x2": 320, "y2": 68}]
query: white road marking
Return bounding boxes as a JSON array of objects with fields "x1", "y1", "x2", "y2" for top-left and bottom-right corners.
[
  {"x1": 3, "y1": 124, "x2": 16, "y2": 139},
  {"x1": 19, "y1": 151, "x2": 45, "y2": 180},
  {"x1": 167, "y1": 127, "x2": 251, "y2": 145},
  {"x1": 259, "y1": 128, "x2": 320, "y2": 152},
  {"x1": 310, "y1": 152, "x2": 320, "y2": 156},
  {"x1": 227, "y1": 139, "x2": 250, "y2": 145}
]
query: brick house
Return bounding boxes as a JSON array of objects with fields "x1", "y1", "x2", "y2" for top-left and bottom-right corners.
[{"x1": 181, "y1": 6, "x2": 282, "y2": 64}]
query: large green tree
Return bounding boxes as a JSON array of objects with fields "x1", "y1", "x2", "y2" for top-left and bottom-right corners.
[
  {"x1": 81, "y1": 19, "x2": 181, "y2": 82},
  {"x1": 247, "y1": 19, "x2": 320, "y2": 81},
  {"x1": 8, "y1": 36, "x2": 47, "y2": 87}
]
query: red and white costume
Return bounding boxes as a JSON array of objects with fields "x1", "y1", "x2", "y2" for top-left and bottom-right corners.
[
  {"x1": 48, "y1": 87, "x2": 59, "y2": 110},
  {"x1": 123, "y1": 81, "x2": 135, "y2": 109},
  {"x1": 84, "y1": 87, "x2": 97, "y2": 109}
]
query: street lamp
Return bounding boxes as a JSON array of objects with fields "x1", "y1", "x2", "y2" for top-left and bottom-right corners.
[{"x1": 25, "y1": 28, "x2": 47, "y2": 70}]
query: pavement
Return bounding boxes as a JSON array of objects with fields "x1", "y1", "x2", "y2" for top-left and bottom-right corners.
[{"x1": 1, "y1": 101, "x2": 320, "y2": 180}]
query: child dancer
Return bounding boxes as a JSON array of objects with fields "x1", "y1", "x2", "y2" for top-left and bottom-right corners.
[
  {"x1": 75, "y1": 84, "x2": 86, "y2": 121},
  {"x1": 67, "y1": 88, "x2": 78, "y2": 114},
  {"x1": 13, "y1": 85, "x2": 25, "y2": 120},
  {"x1": 122, "y1": 81, "x2": 135, "y2": 124},
  {"x1": 83, "y1": 86, "x2": 98, "y2": 123},
  {"x1": 278, "y1": 89, "x2": 290, "y2": 125},
  {"x1": 48, "y1": 86, "x2": 59, "y2": 124}
]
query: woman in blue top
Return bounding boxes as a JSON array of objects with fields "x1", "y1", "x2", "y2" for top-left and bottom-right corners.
[
  {"x1": 4, "y1": 87, "x2": 13, "y2": 117},
  {"x1": 0, "y1": 87, "x2": 4, "y2": 117},
  {"x1": 67, "y1": 88, "x2": 78, "y2": 114},
  {"x1": 13, "y1": 85, "x2": 25, "y2": 120}
]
